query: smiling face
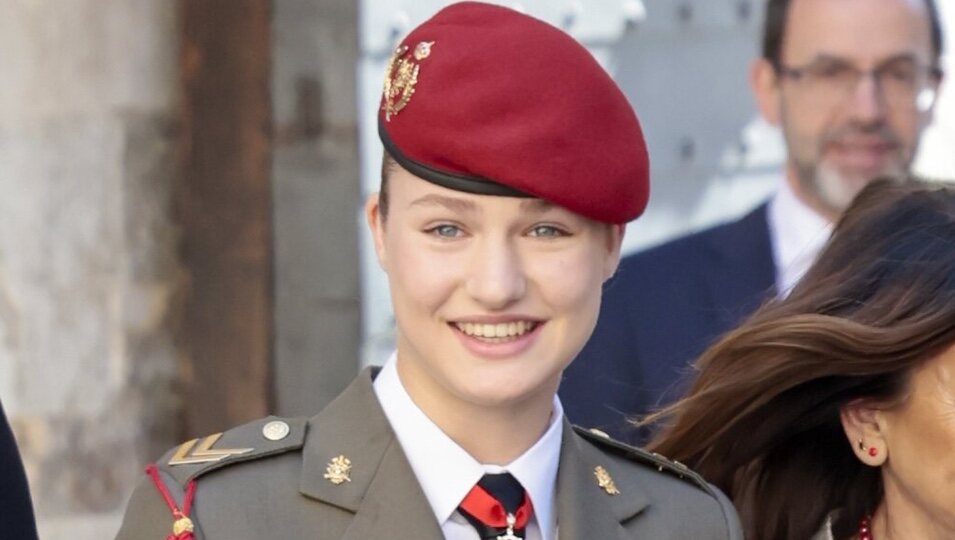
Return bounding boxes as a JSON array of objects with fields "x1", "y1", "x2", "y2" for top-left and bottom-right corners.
[
  {"x1": 367, "y1": 167, "x2": 622, "y2": 418},
  {"x1": 752, "y1": 0, "x2": 938, "y2": 218}
]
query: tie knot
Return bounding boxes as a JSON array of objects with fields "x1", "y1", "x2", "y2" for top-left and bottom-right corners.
[
  {"x1": 458, "y1": 472, "x2": 533, "y2": 537},
  {"x1": 478, "y1": 473, "x2": 524, "y2": 514}
]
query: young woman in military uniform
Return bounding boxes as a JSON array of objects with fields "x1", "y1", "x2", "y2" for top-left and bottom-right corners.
[{"x1": 115, "y1": 3, "x2": 742, "y2": 539}]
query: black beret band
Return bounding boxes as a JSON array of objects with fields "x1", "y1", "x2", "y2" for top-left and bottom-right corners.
[{"x1": 379, "y1": 118, "x2": 531, "y2": 198}]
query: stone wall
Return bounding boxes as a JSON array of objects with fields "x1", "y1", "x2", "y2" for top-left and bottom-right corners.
[
  {"x1": 1, "y1": 1, "x2": 365, "y2": 536},
  {"x1": 0, "y1": 2, "x2": 180, "y2": 538},
  {"x1": 272, "y1": 0, "x2": 362, "y2": 417}
]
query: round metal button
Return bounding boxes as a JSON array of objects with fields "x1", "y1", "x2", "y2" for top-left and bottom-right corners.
[{"x1": 262, "y1": 420, "x2": 290, "y2": 441}]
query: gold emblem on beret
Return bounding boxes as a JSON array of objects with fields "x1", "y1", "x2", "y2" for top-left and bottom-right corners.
[
  {"x1": 324, "y1": 455, "x2": 352, "y2": 485},
  {"x1": 594, "y1": 465, "x2": 620, "y2": 495},
  {"x1": 168, "y1": 433, "x2": 253, "y2": 466},
  {"x1": 414, "y1": 41, "x2": 434, "y2": 60},
  {"x1": 382, "y1": 41, "x2": 435, "y2": 121}
]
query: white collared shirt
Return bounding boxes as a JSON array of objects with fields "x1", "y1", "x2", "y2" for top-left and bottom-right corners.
[
  {"x1": 373, "y1": 353, "x2": 562, "y2": 540},
  {"x1": 767, "y1": 177, "x2": 834, "y2": 297}
]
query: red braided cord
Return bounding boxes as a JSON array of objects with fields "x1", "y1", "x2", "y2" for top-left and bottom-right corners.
[
  {"x1": 146, "y1": 464, "x2": 180, "y2": 513},
  {"x1": 181, "y1": 477, "x2": 197, "y2": 515},
  {"x1": 145, "y1": 464, "x2": 198, "y2": 538}
]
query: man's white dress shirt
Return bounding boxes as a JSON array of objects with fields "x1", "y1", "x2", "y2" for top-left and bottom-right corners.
[{"x1": 768, "y1": 178, "x2": 834, "y2": 297}]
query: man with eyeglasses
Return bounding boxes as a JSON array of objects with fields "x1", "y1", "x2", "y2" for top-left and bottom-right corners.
[{"x1": 561, "y1": 0, "x2": 944, "y2": 444}]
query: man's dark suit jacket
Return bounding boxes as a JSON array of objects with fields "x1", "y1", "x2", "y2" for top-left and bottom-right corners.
[
  {"x1": 560, "y1": 204, "x2": 777, "y2": 444},
  {"x1": 0, "y1": 399, "x2": 38, "y2": 539}
]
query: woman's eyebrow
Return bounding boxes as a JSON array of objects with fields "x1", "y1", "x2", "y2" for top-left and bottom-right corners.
[
  {"x1": 520, "y1": 198, "x2": 556, "y2": 213},
  {"x1": 408, "y1": 194, "x2": 478, "y2": 214}
]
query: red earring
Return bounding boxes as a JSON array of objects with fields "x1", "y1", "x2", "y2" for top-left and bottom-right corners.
[{"x1": 868, "y1": 447, "x2": 878, "y2": 457}]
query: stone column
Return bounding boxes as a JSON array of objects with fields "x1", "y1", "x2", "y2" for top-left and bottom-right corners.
[
  {"x1": 272, "y1": 0, "x2": 362, "y2": 416},
  {"x1": 0, "y1": 2, "x2": 179, "y2": 538}
]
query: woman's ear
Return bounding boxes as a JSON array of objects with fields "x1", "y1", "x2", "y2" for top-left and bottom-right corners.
[
  {"x1": 603, "y1": 224, "x2": 626, "y2": 281},
  {"x1": 840, "y1": 399, "x2": 888, "y2": 466},
  {"x1": 365, "y1": 193, "x2": 388, "y2": 272}
]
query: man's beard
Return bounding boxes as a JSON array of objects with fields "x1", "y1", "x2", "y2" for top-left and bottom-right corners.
[
  {"x1": 800, "y1": 159, "x2": 907, "y2": 214},
  {"x1": 793, "y1": 125, "x2": 908, "y2": 215}
]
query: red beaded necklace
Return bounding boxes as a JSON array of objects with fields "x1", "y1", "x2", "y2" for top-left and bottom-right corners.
[{"x1": 858, "y1": 515, "x2": 873, "y2": 540}]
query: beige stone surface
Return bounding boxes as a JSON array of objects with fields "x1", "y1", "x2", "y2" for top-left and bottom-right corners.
[{"x1": 0, "y1": 2, "x2": 180, "y2": 538}]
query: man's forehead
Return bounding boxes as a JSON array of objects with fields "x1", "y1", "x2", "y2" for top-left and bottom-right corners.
[{"x1": 783, "y1": 0, "x2": 934, "y2": 64}]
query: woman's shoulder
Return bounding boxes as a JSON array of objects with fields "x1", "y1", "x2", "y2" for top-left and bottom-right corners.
[
  {"x1": 575, "y1": 426, "x2": 744, "y2": 539},
  {"x1": 115, "y1": 416, "x2": 308, "y2": 539}
]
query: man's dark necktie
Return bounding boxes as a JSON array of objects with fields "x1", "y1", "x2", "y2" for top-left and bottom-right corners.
[{"x1": 458, "y1": 472, "x2": 533, "y2": 540}]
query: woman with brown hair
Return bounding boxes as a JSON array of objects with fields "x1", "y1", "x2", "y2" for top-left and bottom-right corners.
[{"x1": 646, "y1": 177, "x2": 955, "y2": 540}]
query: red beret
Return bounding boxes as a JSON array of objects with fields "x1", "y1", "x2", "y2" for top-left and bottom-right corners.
[{"x1": 378, "y1": 2, "x2": 650, "y2": 224}]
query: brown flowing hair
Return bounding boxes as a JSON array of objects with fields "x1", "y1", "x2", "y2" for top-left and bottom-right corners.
[{"x1": 645, "y1": 178, "x2": 955, "y2": 540}]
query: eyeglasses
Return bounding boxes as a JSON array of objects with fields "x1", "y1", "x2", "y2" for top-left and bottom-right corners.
[{"x1": 776, "y1": 57, "x2": 942, "y2": 111}]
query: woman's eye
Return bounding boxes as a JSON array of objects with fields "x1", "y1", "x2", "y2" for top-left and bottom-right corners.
[
  {"x1": 528, "y1": 225, "x2": 567, "y2": 238},
  {"x1": 428, "y1": 224, "x2": 463, "y2": 238}
]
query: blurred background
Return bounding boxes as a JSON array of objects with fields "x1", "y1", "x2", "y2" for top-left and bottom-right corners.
[{"x1": 0, "y1": 1, "x2": 952, "y2": 538}]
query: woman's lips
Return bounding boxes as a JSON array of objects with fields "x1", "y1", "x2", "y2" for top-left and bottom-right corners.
[{"x1": 449, "y1": 320, "x2": 544, "y2": 359}]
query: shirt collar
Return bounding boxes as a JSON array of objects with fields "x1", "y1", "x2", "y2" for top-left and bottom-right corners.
[
  {"x1": 768, "y1": 177, "x2": 833, "y2": 296},
  {"x1": 373, "y1": 353, "x2": 562, "y2": 539}
]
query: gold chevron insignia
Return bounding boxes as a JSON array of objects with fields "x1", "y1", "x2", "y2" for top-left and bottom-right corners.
[{"x1": 168, "y1": 433, "x2": 254, "y2": 466}]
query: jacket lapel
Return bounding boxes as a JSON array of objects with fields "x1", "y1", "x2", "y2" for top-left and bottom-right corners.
[
  {"x1": 338, "y1": 439, "x2": 443, "y2": 540},
  {"x1": 299, "y1": 368, "x2": 443, "y2": 540},
  {"x1": 556, "y1": 419, "x2": 650, "y2": 539}
]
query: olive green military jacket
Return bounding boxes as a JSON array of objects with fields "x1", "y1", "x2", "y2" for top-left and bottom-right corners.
[{"x1": 116, "y1": 369, "x2": 742, "y2": 539}]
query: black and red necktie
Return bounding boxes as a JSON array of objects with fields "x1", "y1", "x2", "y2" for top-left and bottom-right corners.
[{"x1": 458, "y1": 473, "x2": 533, "y2": 540}]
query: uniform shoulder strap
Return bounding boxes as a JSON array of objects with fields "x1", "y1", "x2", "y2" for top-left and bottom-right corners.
[
  {"x1": 156, "y1": 416, "x2": 308, "y2": 487},
  {"x1": 573, "y1": 425, "x2": 715, "y2": 495}
]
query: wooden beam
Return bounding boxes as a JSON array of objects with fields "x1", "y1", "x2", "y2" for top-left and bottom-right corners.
[{"x1": 176, "y1": 0, "x2": 273, "y2": 436}]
